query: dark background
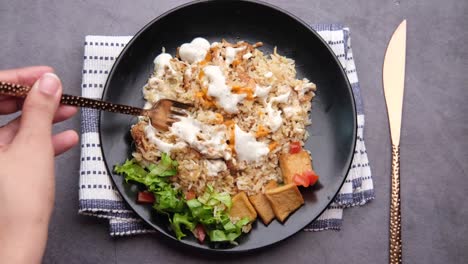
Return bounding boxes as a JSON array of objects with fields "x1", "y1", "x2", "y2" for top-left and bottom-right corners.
[{"x1": 1, "y1": 0, "x2": 467, "y2": 263}]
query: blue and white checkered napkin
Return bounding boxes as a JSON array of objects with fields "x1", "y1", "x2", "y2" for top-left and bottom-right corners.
[{"x1": 78, "y1": 25, "x2": 375, "y2": 236}]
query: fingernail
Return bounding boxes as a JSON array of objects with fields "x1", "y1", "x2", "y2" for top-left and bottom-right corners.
[{"x1": 38, "y1": 73, "x2": 60, "y2": 96}]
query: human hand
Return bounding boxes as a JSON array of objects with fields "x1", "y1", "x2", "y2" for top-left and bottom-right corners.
[{"x1": 0, "y1": 66, "x2": 78, "y2": 263}]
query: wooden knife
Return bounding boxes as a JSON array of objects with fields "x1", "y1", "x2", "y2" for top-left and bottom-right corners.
[{"x1": 383, "y1": 19, "x2": 407, "y2": 264}]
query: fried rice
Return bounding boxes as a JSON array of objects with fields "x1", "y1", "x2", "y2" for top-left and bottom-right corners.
[{"x1": 130, "y1": 38, "x2": 316, "y2": 197}]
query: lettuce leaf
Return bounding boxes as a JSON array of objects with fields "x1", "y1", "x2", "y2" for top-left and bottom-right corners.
[
  {"x1": 147, "y1": 153, "x2": 178, "y2": 177},
  {"x1": 114, "y1": 158, "x2": 173, "y2": 189},
  {"x1": 153, "y1": 186, "x2": 185, "y2": 213},
  {"x1": 171, "y1": 213, "x2": 196, "y2": 240},
  {"x1": 114, "y1": 156, "x2": 183, "y2": 214},
  {"x1": 197, "y1": 185, "x2": 232, "y2": 209},
  {"x1": 114, "y1": 155, "x2": 250, "y2": 244},
  {"x1": 114, "y1": 159, "x2": 148, "y2": 185}
]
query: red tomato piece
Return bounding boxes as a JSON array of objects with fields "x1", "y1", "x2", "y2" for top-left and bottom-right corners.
[
  {"x1": 137, "y1": 191, "x2": 155, "y2": 204},
  {"x1": 289, "y1": 141, "x2": 302, "y2": 154},
  {"x1": 303, "y1": 170, "x2": 319, "y2": 186},
  {"x1": 194, "y1": 224, "x2": 206, "y2": 244},
  {"x1": 293, "y1": 173, "x2": 310, "y2": 187},
  {"x1": 185, "y1": 190, "x2": 196, "y2": 200}
]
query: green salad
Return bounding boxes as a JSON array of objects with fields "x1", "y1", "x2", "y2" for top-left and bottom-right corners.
[{"x1": 114, "y1": 154, "x2": 250, "y2": 244}]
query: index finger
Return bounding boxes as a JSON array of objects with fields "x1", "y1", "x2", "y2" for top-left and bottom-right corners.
[
  {"x1": 0, "y1": 98, "x2": 22, "y2": 114},
  {"x1": 0, "y1": 66, "x2": 54, "y2": 86}
]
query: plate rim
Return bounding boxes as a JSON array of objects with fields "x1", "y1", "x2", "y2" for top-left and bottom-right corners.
[{"x1": 99, "y1": 0, "x2": 357, "y2": 253}]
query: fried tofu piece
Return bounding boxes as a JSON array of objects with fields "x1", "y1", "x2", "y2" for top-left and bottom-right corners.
[
  {"x1": 230, "y1": 192, "x2": 257, "y2": 222},
  {"x1": 248, "y1": 180, "x2": 279, "y2": 225},
  {"x1": 265, "y1": 180, "x2": 278, "y2": 190},
  {"x1": 249, "y1": 193, "x2": 274, "y2": 225},
  {"x1": 265, "y1": 184, "x2": 304, "y2": 222},
  {"x1": 131, "y1": 122, "x2": 156, "y2": 154},
  {"x1": 131, "y1": 122, "x2": 146, "y2": 147},
  {"x1": 279, "y1": 150, "x2": 313, "y2": 184}
]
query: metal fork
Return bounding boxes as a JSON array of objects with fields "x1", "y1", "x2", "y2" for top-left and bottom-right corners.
[{"x1": 0, "y1": 81, "x2": 191, "y2": 131}]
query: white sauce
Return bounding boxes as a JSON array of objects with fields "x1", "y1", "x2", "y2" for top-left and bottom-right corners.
[
  {"x1": 266, "y1": 103, "x2": 283, "y2": 132},
  {"x1": 254, "y1": 85, "x2": 272, "y2": 99},
  {"x1": 271, "y1": 91, "x2": 290, "y2": 104},
  {"x1": 153, "y1": 53, "x2": 174, "y2": 77},
  {"x1": 265, "y1": 92, "x2": 290, "y2": 132},
  {"x1": 194, "y1": 127, "x2": 231, "y2": 160},
  {"x1": 203, "y1": 65, "x2": 246, "y2": 113},
  {"x1": 144, "y1": 125, "x2": 185, "y2": 154},
  {"x1": 169, "y1": 116, "x2": 231, "y2": 159},
  {"x1": 225, "y1": 46, "x2": 246, "y2": 65},
  {"x1": 170, "y1": 117, "x2": 202, "y2": 144},
  {"x1": 234, "y1": 125, "x2": 269, "y2": 162},
  {"x1": 179, "y1": 37, "x2": 211, "y2": 64},
  {"x1": 264, "y1": 71, "x2": 273, "y2": 78},
  {"x1": 205, "y1": 160, "x2": 227, "y2": 177},
  {"x1": 295, "y1": 80, "x2": 317, "y2": 97},
  {"x1": 242, "y1": 52, "x2": 253, "y2": 60}
]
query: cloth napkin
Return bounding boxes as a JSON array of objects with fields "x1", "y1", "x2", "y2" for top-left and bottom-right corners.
[{"x1": 78, "y1": 24, "x2": 374, "y2": 236}]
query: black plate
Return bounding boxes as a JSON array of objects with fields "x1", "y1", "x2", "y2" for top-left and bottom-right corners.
[{"x1": 100, "y1": 0, "x2": 356, "y2": 253}]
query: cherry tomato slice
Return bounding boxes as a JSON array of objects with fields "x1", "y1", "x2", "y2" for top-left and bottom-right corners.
[
  {"x1": 293, "y1": 173, "x2": 310, "y2": 187},
  {"x1": 303, "y1": 170, "x2": 319, "y2": 186},
  {"x1": 194, "y1": 224, "x2": 206, "y2": 244},
  {"x1": 185, "y1": 190, "x2": 196, "y2": 200},
  {"x1": 289, "y1": 141, "x2": 302, "y2": 154},
  {"x1": 137, "y1": 191, "x2": 155, "y2": 204}
]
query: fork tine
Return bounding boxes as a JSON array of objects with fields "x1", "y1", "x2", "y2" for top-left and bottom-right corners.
[
  {"x1": 152, "y1": 121, "x2": 169, "y2": 131},
  {"x1": 170, "y1": 109, "x2": 188, "y2": 117},
  {"x1": 166, "y1": 99, "x2": 193, "y2": 109},
  {"x1": 167, "y1": 116, "x2": 181, "y2": 124}
]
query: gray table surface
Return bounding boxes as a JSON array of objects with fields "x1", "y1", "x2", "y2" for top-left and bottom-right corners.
[{"x1": 1, "y1": 0, "x2": 467, "y2": 263}]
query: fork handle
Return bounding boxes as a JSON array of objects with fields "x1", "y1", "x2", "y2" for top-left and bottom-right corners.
[
  {"x1": 389, "y1": 144, "x2": 402, "y2": 264},
  {"x1": 0, "y1": 81, "x2": 144, "y2": 116}
]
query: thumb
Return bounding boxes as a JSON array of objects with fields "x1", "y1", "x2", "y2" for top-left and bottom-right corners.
[{"x1": 15, "y1": 73, "x2": 62, "y2": 143}]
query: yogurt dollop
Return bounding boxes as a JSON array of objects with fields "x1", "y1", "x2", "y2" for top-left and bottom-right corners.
[{"x1": 179, "y1": 37, "x2": 211, "y2": 64}]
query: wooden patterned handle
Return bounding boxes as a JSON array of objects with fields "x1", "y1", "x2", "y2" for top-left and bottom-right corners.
[
  {"x1": 390, "y1": 144, "x2": 402, "y2": 264},
  {"x1": 0, "y1": 81, "x2": 144, "y2": 116},
  {"x1": 60, "y1": 94, "x2": 144, "y2": 116}
]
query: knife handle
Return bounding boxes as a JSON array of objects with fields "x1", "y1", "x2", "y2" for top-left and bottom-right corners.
[{"x1": 390, "y1": 144, "x2": 402, "y2": 264}]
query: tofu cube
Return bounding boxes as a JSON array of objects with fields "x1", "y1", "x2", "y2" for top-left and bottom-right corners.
[
  {"x1": 265, "y1": 180, "x2": 278, "y2": 190},
  {"x1": 279, "y1": 150, "x2": 312, "y2": 184},
  {"x1": 265, "y1": 184, "x2": 304, "y2": 222},
  {"x1": 230, "y1": 192, "x2": 257, "y2": 222},
  {"x1": 249, "y1": 193, "x2": 275, "y2": 225}
]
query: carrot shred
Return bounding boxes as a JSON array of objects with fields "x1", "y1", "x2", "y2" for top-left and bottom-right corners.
[
  {"x1": 269, "y1": 141, "x2": 278, "y2": 151},
  {"x1": 231, "y1": 85, "x2": 254, "y2": 100},
  {"x1": 255, "y1": 125, "x2": 269, "y2": 138},
  {"x1": 196, "y1": 86, "x2": 216, "y2": 108},
  {"x1": 198, "y1": 70, "x2": 205, "y2": 80},
  {"x1": 199, "y1": 51, "x2": 212, "y2": 66},
  {"x1": 215, "y1": 113, "x2": 224, "y2": 124}
]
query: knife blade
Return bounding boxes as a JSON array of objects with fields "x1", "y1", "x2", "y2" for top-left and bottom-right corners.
[
  {"x1": 384, "y1": 20, "x2": 407, "y2": 145},
  {"x1": 383, "y1": 19, "x2": 406, "y2": 264}
]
